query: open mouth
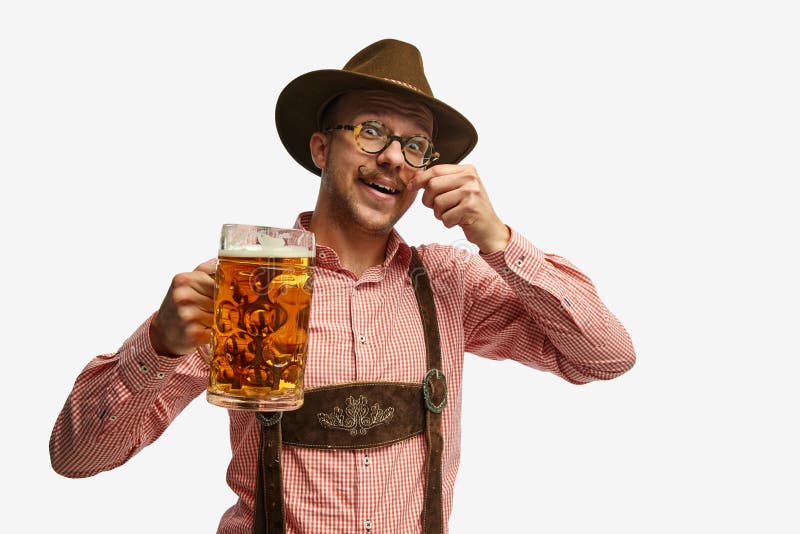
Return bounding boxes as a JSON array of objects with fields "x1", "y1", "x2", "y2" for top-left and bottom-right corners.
[
  {"x1": 358, "y1": 166, "x2": 403, "y2": 196},
  {"x1": 362, "y1": 180, "x2": 400, "y2": 195}
]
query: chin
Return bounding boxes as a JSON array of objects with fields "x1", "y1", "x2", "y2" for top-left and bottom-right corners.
[
  {"x1": 354, "y1": 213, "x2": 398, "y2": 235},
  {"x1": 323, "y1": 181, "x2": 411, "y2": 235},
  {"x1": 347, "y1": 202, "x2": 403, "y2": 234}
]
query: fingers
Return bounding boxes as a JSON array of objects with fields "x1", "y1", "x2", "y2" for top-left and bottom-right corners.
[
  {"x1": 190, "y1": 269, "x2": 216, "y2": 298},
  {"x1": 170, "y1": 279, "x2": 214, "y2": 315},
  {"x1": 428, "y1": 188, "x2": 481, "y2": 228},
  {"x1": 150, "y1": 262, "x2": 217, "y2": 356},
  {"x1": 415, "y1": 164, "x2": 510, "y2": 252},
  {"x1": 409, "y1": 163, "x2": 460, "y2": 193},
  {"x1": 420, "y1": 173, "x2": 479, "y2": 210},
  {"x1": 408, "y1": 173, "x2": 431, "y2": 193},
  {"x1": 419, "y1": 165, "x2": 484, "y2": 219},
  {"x1": 195, "y1": 258, "x2": 217, "y2": 275}
]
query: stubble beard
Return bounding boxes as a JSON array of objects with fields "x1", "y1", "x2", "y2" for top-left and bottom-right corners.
[{"x1": 320, "y1": 165, "x2": 408, "y2": 237}]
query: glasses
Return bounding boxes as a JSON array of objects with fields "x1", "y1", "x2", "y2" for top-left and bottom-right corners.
[{"x1": 326, "y1": 120, "x2": 439, "y2": 168}]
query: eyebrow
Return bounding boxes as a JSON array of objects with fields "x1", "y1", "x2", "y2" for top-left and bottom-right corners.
[
  {"x1": 364, "y1": 114, "x2": 433, "y2": 137},
  {"x1": 349, "y1": 105, "x2": 433, "y2": 136}
]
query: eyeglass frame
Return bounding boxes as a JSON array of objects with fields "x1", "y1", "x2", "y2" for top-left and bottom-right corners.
[{"x1": 325, "y1": 120, "x2": 440, "y2": 169}]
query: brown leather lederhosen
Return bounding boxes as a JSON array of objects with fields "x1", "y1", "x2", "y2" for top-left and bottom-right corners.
[{"x1": 252, "y1": 247, "x2": 448, "y2": 534}]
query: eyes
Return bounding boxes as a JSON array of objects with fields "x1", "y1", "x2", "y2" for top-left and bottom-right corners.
[
  {"x1": 327, "y1": 120, "x2": 439, "y2": 168},
  {"x1": 356, "y1": 120, "x2": 434, "y2": 164},
  {"x1": 404, "y1": 138, "x2": 426, "y2": 154},
  {"x1": 360, "y1": 124, "x2": 383, "y2": 138}
]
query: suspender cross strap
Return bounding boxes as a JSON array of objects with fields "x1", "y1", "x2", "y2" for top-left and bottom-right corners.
[{"x1": 253, "y1": 247, "x2": 447, "y2": 533}]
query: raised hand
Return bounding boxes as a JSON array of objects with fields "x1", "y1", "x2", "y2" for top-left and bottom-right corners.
[
  {"x1": 412, "y1": 164, "x2": 510, "y2": 253},
  {"x1": 149, "y1": 259, "x2": 216, "y2": 357}
]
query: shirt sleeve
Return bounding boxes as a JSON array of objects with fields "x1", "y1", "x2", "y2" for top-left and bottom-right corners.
[
  {"x1": 462, "y1": 227, "x2": 636, "y2": 384},
  {"x1": 49, "y1": 314, "x2": 208, "y2": 478}
]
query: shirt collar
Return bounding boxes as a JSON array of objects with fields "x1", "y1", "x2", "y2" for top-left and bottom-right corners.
[{"x1": 294, "y1": 211, "x2": 411, "y2": 272}]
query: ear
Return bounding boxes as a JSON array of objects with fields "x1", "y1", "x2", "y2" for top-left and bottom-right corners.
[{"x1": 309, "y1": 132, "x2": 329, "y2": 172}]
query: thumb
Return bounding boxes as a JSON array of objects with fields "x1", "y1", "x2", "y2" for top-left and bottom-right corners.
[{"x1": 408, "y1": 172, "x2": 431, "y2": 193}]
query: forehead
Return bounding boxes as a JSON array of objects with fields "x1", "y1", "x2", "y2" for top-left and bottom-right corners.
[{"x1": 333, "y1": 90, "x2": 434, "y2": 135}]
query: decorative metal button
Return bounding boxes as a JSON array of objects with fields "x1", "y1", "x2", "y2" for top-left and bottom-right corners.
[{"x1": 423, "y1": 368, "x2": 448, "y2": 413}]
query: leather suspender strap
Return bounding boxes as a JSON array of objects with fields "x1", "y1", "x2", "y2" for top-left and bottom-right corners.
[
  {"x1": 253, "y1": 413, "x2": 284, "y2": 534},
  {"x1": 409, "y1": 247, "x2": 446, "y2": 534}
]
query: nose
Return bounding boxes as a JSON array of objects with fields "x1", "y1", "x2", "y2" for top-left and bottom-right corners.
[{"x1": 375, "y1": 138, "x2": 405, "y2": 173}]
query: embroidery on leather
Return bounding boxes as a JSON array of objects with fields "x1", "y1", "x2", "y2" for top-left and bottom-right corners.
[{"x1": 317, "y1": 395, "x2": 395, "y2": 435}]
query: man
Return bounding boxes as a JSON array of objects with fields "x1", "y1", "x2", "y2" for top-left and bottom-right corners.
[{"x1": 50, "y1": 39, "x2": 635, "y2": 533}]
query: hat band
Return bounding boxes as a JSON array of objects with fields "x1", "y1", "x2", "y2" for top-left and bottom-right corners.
[{"x1": 383, "y1": 77, "x2": 424, "y2": 94}]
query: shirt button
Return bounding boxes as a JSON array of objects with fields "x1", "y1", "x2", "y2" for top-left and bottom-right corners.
[
  {"x1": 364, "y1": 454, "x2": 370, "y2": 466},
  {"x1": 109, "y1": 415, "x2": 117, "y2": 422},
  {"x1": 156, "y1": 372, "x2": 166, "y2": 379},
  {"x1": 516, "y1": 257, "x2": 525, "y2": 267},
  {"x1": 358, "y1": 335, "x2": 366, "y2": 344},
  {"x1": 139, "y1": 363, "x2": 149, "y2": 373},
  {"x1": 365, "y1": 519, "x2": 372, "y2": 531}
]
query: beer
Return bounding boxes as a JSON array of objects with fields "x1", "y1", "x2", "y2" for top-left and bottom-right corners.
[{"x1": 207, "y1": 227, "x2": 314, "y2": 411}]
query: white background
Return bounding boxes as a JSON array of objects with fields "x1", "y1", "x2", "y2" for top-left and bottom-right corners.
[{"x1": 1, "y1": 1, "x2": 798, "y2": 532}]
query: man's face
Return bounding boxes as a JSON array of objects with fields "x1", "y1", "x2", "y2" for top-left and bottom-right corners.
[{"x1": 312, "y1": 90, "x2": 434, "y2": 236}]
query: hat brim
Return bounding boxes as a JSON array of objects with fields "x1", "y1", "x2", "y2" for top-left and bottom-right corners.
[{"x1": 275, "y1": 69, "x2": 478, "y2": 176}]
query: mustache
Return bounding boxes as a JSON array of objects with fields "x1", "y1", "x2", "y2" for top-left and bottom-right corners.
[{"x1": 358, "y1": 166, "x2": 407, "y2": 192}]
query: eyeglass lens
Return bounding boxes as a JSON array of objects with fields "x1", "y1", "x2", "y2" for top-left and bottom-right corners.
[{"x1": 356, "y1": 121, "x2": 433, "y2": 167}]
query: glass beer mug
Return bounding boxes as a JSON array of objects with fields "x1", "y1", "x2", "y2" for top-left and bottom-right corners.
[{"x1": 206, "y1": 224, "x2": 315, "y2": 411}]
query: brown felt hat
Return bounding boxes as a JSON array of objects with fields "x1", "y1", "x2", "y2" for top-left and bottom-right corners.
[{"x1": 275, "y1": 38, "x2": 478, "y2": 176}]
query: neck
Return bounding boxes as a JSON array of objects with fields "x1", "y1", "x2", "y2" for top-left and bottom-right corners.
[{"x1": 309, "y1": 209, "x2": 391, "y2": 278}]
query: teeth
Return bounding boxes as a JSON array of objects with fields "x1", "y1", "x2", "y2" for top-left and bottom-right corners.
[{"x1": 367, "y1": 181, "x2": 397, "y2": 194}]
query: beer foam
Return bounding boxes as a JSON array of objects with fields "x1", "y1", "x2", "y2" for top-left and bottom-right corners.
[{"x1": 220, "y1": 243, "x2": 314, "y2": 258}]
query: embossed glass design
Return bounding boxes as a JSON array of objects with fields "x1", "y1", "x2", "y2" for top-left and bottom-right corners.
[{"x1": 206, "y1": 224, "x2": 315, "y2": 411}]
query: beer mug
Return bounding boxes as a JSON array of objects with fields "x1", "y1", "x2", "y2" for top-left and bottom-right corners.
[{"x1": 206, "y1": 224, "x2": 315, "y2": 411}]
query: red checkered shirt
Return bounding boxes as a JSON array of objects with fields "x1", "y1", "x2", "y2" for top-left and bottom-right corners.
[{"x1": 50, "y1": 212, "x2": 635, "y2": 533}]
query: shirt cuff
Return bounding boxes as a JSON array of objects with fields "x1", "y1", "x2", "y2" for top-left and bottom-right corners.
[
  {"x1": 479, "y1": 225, "x2": 545, "y2": 283},
  {"x1": 117, "y1": 313, "x2": 189, "y2": 392}
]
